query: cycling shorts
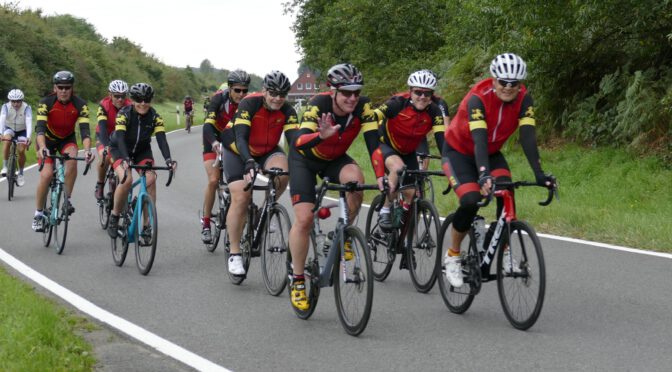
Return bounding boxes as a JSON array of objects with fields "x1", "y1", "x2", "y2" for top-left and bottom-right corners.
[
  {"x1": 223, "y1": 146, "x2": 285, "y2": 183},
  {"x1": 380, "y1": 143, "x2": 419, "y2": 186},
  {"x1": 111, "y1": 145, "x2": 154, "y2": 170},
  {"x1": 40, "y1": 133, "x2": 78, "y2": 166},
  {"x1": 288, "y1": 145, "x2": 357, "y2": 205}
]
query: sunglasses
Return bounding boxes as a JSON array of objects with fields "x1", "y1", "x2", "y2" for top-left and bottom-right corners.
[
  {"x1": 113, "y1": 94, "x2": 127, "y2": 99},
  {"x1": 56, "y1": 85, "x2": 72, "y2": 91},
  {"x1": 411, "y1": 90, "x2": 433, "y2": 98},
  {"x1": 267, "y1": 90, "x2": 287, "y2": 98},
  {"x1": 338, "y1": 90, "x2": 361, "y2": 98},
  {"x1": 233, "y1": 88, "x2": 249, "y2": 94},
  {"x1": 10, "y1": 100, "x2": 22, "y2": 104},
  {"x1": 497, "y1": 79, "x2": 520, "y2": 88},
  {"x1": 133, "y1": 98, "x2": 152, "y2": 103}
]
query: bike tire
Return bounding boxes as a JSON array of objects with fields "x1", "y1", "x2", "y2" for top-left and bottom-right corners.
[
  {"x1": 419, "y1": 176, "x2": 434, "y2": 204},
  {"x1": 206, "y1": 191, "x2": 228, "y2": 252},
  {"x1": 496, "y1": 220, "x2": 546, "y2": 330},
  {"x1": 135, "y1": 195, "x2": 158, "y2": 275},
  {"x1": 7, "y1": 151, "x2": 16, "y2": 201},
  {"x1": 365, "y1": 193, "x2": 396, "y2": 282},
  {"x1": 437, "y1": 214, "x2": 476, "y2": 314},
  {"x1": 407, "y1": 199, "x2": 441, "y2": 293},
  {"x1": 333, "y1": 226, "x2": 373, "y2": 336},
  {"x1": 261, "y1": 204, "x2": 290, "y2": 296},
  {"x1": 287, "y1": 230, "x2": 320, "y2": 320},
  {"x1": 54, "y1": 187, "x2": 69, "y2": 255},
  {"x1": 111, "y1": 207, "x2": 130, "y2": 267},
  {"x1": 42, "y1": 218, "x2": 53, "y2": 248}
]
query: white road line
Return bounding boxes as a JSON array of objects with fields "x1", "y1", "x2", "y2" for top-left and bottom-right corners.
[{"x1": 0, "y1": 248, "x2": 230, "y2": 372}]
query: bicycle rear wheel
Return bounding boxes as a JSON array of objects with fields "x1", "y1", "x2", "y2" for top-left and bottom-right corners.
[
  {"x1": 206, "y1": 192, "x2": 228, "y2": 252},
  {"x1": 497, "y1": 220, "x2": 546, "y2": 330},
  {"x1": 261, "y1": 204, "x2": 290, "y2": 296},
  {"x1": 407, "y1": 199, "x2": 441, "y2": 293},
  {"x1": 111, "y1": 208, "x2": 130, "y2": 267},
  {"x1": 7, "y1": 151, "x2": 16, "y2": 201},
  {"x1": 287, "y1": 231, "x2": 320, "y2": 319},
  {"x1": 365, "y1": 194, "x2": 396, "y2": 281},
  {"x1": 135, "y1": 195, "x2": 158, "y2": 275},
  {"x1": 437, "y1": 214, "x2": 476, "y2": 314},
  {"x1": 53, "y1": 187, "x2": 69, "y2": 255}
]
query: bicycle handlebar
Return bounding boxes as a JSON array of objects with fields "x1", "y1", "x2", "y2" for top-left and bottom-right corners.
[
  {"x1": 120, "y1": 163, "x2": 175, "y2": 187},
  {"x1": 312, "y1": 177, "x2": 379, "y2": 213},
  {"x1": 416, "y1": 152, "x2": 442, "y2": 160},
  {"x1": 477, "y1": 179, "x2": 558, "y2": 208},
  {"x1": 37, "y1": 151, "x2": 87, "y2": 172}
]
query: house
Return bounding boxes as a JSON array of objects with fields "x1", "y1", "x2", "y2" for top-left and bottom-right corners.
[{"x1": 288, "y1": 70, "x2": 324, "y2": 105}]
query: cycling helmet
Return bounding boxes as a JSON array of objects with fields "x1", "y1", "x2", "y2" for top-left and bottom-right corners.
[
  {"x1": 129, "y1": 83, "x2": 154, "y2": 101},
  {"x1": 407, "y1": 70, "x2": 437, "y2": 90},
  {"x1": 228, "y1": 69, "x2": 251, "y2": 86},
  {"x1": 489, "y1": 53, "x2": 527, "y2": 81},
  {"x1": 185, "y1": 95, "x2": 192, "y2": 100},
  {"x1": 326, "y1": 63, "x2": 363, "y2": 91},
  {"x1": 263, "y1": 71, "x2": 291, "y2": 94},
  {"x1": 7, "y1": 89, "x2": 24, "y2": 100},
  {"x1": 108, "y1": 79, "x2": 129, "y2": 94},
  {"x1": 53, "y1": 70, "x2": 75, "y2": 85}
]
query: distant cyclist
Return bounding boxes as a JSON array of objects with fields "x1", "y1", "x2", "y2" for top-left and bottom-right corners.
[
  {"x1": 0, "y1": 89, "x2": 32, "y2": 187},
  {"x1": 94, "y1": 80, "x2": 131, "y2": 201},
  {"x1": 373, "y1": 70, "x2": 446, "y2": 230},
  {"x1": 200, "y1": 69, "x2": 251, "y2": 243},
  {"x1": 441, "y1": 53, "x2": 555, "y2": 287},
  {"x1": 107, "y1": 83, "x2": 177, "y2": 238},
  {"x1": 415, "y1": 69, "x2": 450, "y2": 170},
  {"x1": 32, "y1": 71, "x2": 94, "y2": 232},
  {"x1": 223, "y1": 70, "x2": 298, "y2": 275},
  {"x1": 184, "y1": 95, "x2": 194, "y2": 132}
]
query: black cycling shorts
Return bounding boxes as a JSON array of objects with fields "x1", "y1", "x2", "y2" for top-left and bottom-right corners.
[
  {"x1": 288, "y1": 145, "x2": 357, "y2": 205},
  {"x1": 380, "y1": 143, "x2": 419, "y2": 187},
  {"x1": 223, "y1": 146, "x2": 285, "y2": 183}
]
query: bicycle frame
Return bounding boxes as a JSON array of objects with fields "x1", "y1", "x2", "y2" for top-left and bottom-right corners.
[
  {"x1": 246, "y1": 171, "x2": 285, "y2": 253},
  {"x1": 46, "y1": 158, "x2": 67, "y2": 226},
  {"x1": 124, "y1": 174, "x2": 151, "y2": 243}
]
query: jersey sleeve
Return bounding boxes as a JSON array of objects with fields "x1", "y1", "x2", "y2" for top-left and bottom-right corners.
[
  {"x1": 231, "y1": 97, "x2": 256, "y2": 162},
  {"x1": 35, "y1": 98, "x2": 49, "y2": 135},
  {"x1": 466, "y1": 95, "x2": 489, "y2": 175},
  {"x1": 97, "y1": 105, "x2": 110, "y2": 146}
]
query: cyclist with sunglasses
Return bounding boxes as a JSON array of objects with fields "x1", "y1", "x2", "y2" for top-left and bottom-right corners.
[
  {"x1": 287, "y1": 63, "x2": 380, "y2": 311},
  {"x1": 441, "y1": 53, "x2": 554, "y2": 288},
  {"x1": 222, "y1": 70, "x2": 298, "y2": 275},
  {"x1": 94, "y1": 80, "x2": 131, "y2": 201},
  {"x1": 200, "y1": 69, "x2": 251, "y2": 244},
  {"x1": 1, "y1": 89, "x2": 32, "y2": 186},
  {"x1": 373, "y1": 70, "x2": 446, "y2": 230},
  {"x1": 107, "y1": 83, "x2": 177, "y2": 239},
  {"x1": 32, "y1": 71, "x2": 93, "y2": 232}
]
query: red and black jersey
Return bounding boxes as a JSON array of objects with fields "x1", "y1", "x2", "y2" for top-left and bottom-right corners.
[
  {"x1": 96, "y1": 96, "x2": 131, "y2": 146},
  {"x1": 375, "y1": 92, "x2": 445, "y2": 155},
  {"x1": 204, "y1": 90, "x2": 238, "y2": 132},
  {"x1": 230, "y1": 93, "x2": 298, "y2": 161},
  {"x1": 36, "y1": 95, "x2": 90, "y2": 140},
  {"x1": 184, "y1": 99, "x2": 193, "y2": 112},
  {"x1": 446, "y1": 78, "x2": 534, "y2": 156},
  {"x1": 295, "y1": 91, "x2": 379, "y2": 161}
]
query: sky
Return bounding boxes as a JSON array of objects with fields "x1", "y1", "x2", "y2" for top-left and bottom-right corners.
[{"x1": 16, "y1": 0, "x2": 303, "y2": 82}]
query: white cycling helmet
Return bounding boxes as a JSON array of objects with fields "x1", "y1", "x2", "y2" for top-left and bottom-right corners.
[
  {"x1": 7, "y1": 89, "x2": 24, "y2": 100},
  {"x1": 489, "y1": 53, "x2": 527, "y2": 81},
  {"x1": 108, "y1": 79, "x2": 129, "y2": 94},
  {"x1": 407, "y1": 70, "x2": 437, "y2": 90}
]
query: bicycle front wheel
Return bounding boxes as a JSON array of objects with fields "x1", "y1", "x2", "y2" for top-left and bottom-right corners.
[
  {"x1": 135, "y1": 195, "x2": 158, "y2": 275},
  {"x1": 261, "y1": 204, "x2": 290, "y2": 296},
  {"x1": 407, "y1": 199, "x2": 441, "y2": 293},
  {"x1": 7, "y1": 152, "x2": 16, "y2": 201},
  {"x1": 497, "y1": 220, "x2": 546, "y2": 330},
  {"x1": 53, "y1": 187, "x2": 69, "y2": 255},
  {"x1": 111, "y1": 208, "x2": 130, "y2": 267},
  {"x1": 437, "y1": 214, "x2": 476, "y2": 314},
  {"x1": 333, "y1": 226, "x2": 373, "y2": 336},
  {"x1": 365, "y1": 194, "x2": 396, "y2": 281},
  {"x1": 420, "y1": 176, "x2": 434, "y2": 204}
]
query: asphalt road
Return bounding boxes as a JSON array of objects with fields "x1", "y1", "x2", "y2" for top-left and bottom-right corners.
[{"x1": 2, "y1": 126, "x2": 671, "y2": 371}]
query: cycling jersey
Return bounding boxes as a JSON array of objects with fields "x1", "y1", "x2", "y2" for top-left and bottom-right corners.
[
  {"x1": 36, "y1": 95, "x2": 90, "y2": 141},
  {"x1": 184, "y1": 99, "x2": 193, "y2": 113},
  {"x1": 96, "y1": 96, "x2": 131, "y2": 147},
  {"x1": 432, "y1": 95, "x2": 450, "y2": 118},
  {"x1": 204, "y1": 90, "x2": 237, "y2": 132},
  {"x1": 0, "y1": 102, "x2": 32, "y2": 138},
  {"x1": 230, "y1": 93, "x2": 298, "y2": 162},
  {"x1": 294, "y1": 91, "x2": 379, "y2": 162},
  {"x1": 110, "y1": 106, "x2": 171, "y2": 163}
]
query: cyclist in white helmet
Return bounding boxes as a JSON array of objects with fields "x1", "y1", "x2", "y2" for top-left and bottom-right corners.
[
  {"x1": 94, "y1": 80, "x2": 131, "y2": 201},
  {"x1": 441, "y1": 53, "x2": 555, "y2": 288},
  {"x1": 1, "y1": 89, "x2": 32, "y2": 186}
]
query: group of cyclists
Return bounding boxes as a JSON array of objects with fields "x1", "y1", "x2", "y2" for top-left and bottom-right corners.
[{"x1": 3, "y1": 52, "x2": 556, "y2": 317}]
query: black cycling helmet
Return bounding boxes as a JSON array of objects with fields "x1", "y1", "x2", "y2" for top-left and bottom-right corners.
[
  {"x1": 53, "y1": 70, "x2": 75, "y2": 85},
  {"x1": 129, "y1": 83, "x2": 154, "y2": 101},
  {"x1": 185, "y1": 95, "x2": 192, "y2": 100},
  {"x1": 326, "y1": 63, "x2": 363, "y2": 91},
  {"x1": 263, "y1": 70, "x2": 291, "y2": 94},
  {"x1": 228, "y1": 69, "x2": 251, "y2": 86}
]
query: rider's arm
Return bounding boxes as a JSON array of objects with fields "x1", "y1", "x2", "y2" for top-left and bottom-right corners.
[
  {"x1": 429, "y1": 103, "x2": 446, "y2": 152},
  {"x1": 153, "y1": 114, "x2": 172, "y2": 162},
  {"x1": 203, "y1": 93, "x2": 222, "y2": 126},
  {"x1": 231, "y1": 98, "x2": 255, "y2": 162},
  {"x1": 517, "y1": 94, "x2": 544, "y2": 177},
  {"x1": 35, "y1": 100, "x2": 49, "y2": 151},
  {"x1": 111, "y1": 112, "x2": 129, "y2": 160},
  {"x1": 466, "y1": 95, "x2": 490, "y2": 175},
  {"x1": 203, "y1": 122, "x2": 219, "y2": 145},
  {"x1": 294, "y1": 103, "x2": 323, "y2": 151},
  {"x1": 0, "y1": 104, "x2": 7, "y2": 134},
  {"x1": 76, "y1": 100, "x2": 92, "y2": 150},
  {"x1": 361, "y1": 99, "x2": 382, "y2": 172},
  {"x1": 24, "y1": 105, "x2": 33, "y2": 140},
  {"x1": 96, "y1": 105, "x2": 110, "y2": 146},
  {"x1": 282, "y1": 106, "x2": 300, "y2": 146}
]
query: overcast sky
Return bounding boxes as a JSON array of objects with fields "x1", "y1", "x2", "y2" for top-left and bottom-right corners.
[{"x1": 16, "y1": 0, "x2": 303, "y2": 82}]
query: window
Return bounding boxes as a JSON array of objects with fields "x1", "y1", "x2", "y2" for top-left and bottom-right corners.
[
  {"x1": 315, "y1": 83, "x2": 320, "y2": 90},
  {"x1": 306, "y1": 83, "x2": 312, "y2": 89},
  {"x1": 297, "y1": 83, "x2": 303, "y2": 90}
]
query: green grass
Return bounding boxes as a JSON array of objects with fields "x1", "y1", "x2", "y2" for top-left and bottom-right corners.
[
  {"x1": 347, "y1": 136, "x2": 672, "y2": 252},
  {"x1": 0, "y1": 266, "x2": 96, "y2": 371}
]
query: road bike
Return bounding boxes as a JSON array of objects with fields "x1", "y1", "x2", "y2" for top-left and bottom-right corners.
[
  {"x1": 202, "y1": 150, "x2": 229, "y2": 253},
  {"x1": 437, "y1": 179, "x2": 557, "y2": 330},
  {"x1": 97, "y1": 149, "x2": 116, "y2": 229},
  {"x1": 38, "y1": 152, "x2": 90, "y2": 254},
  {"x1": 110, "y1": 163, "x2": 174, "y2": 275},
  {"x1": 287, "y1": 178, "x2": 378, "y2": 336},
  {"x1": 224, "y1": 167, "x2": 291, "y2": 296},
  {"x1": 2, "y1": 137, "x2": 27, "y2": 201},
  {"x1": 365, "y1": 167, "x2": 443, "y2": 292}
]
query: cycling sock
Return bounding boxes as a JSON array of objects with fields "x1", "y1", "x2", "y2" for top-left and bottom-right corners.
[
  {"x1": 293, "y1": 274, "x2": 305, "y2": 281},
  {"x1": 202, "y1": 217, "x2": 211, "y2": 228},
  {"x1": 230, "y1": 253, "x2": 241, "y2": 257},
  {"x1": 448, "y1": 249, "x2": 460, "y2": 257},
  {"x1": 35, "y1": 210, "x2": 43, "y2": 217}
]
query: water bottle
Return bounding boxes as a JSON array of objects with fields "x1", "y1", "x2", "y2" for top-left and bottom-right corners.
[
  {"x1": 393, "y1": 200, "x2": 410, "y2": 227},
  {"x1": 473, "y1": 216, "x2": 486, "y2": 253}
]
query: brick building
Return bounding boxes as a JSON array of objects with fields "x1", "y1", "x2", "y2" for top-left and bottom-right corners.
[{"x1": 288, "y1": 70, "x2": 323, "y2": 105}]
